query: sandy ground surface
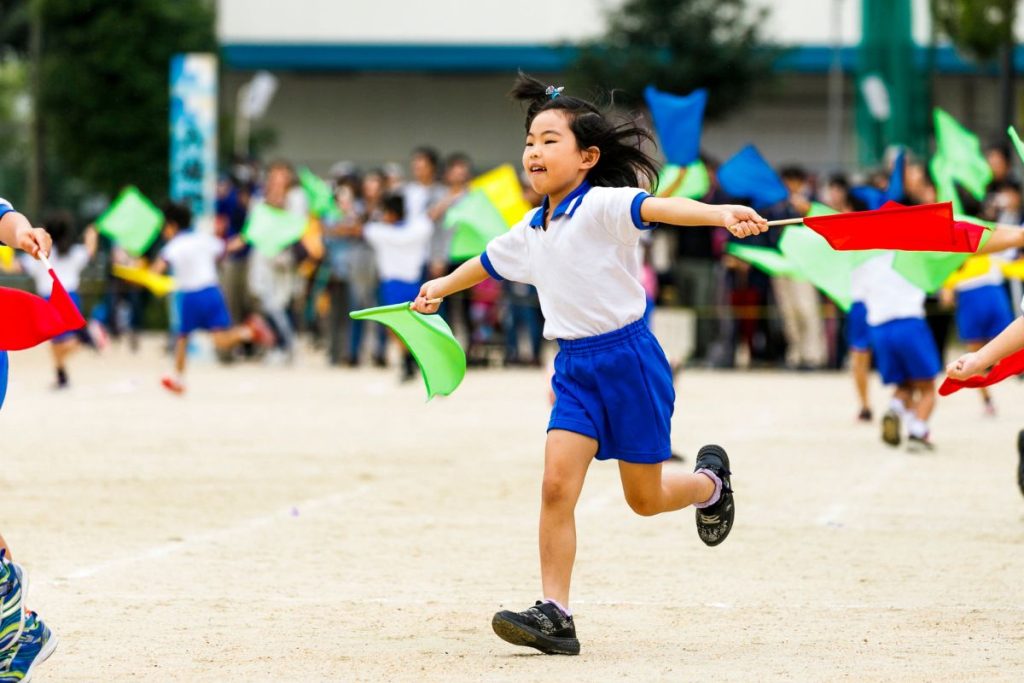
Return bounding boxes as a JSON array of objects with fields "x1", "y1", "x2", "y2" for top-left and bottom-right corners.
[{"x1": 2, "y1": 337, "x2": 1023, "y2": 682}]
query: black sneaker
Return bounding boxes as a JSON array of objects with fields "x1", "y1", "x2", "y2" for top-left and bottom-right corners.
[
  {"x1": 881, "y1": 410, "x2": 901, "y2": 447},
  {"x1": 1016, "y1": 430, "x2": 1024, "y2": 498},
  {"x1": 857, "y1": 407, "x2": 873, "y2": 423},
  {"x1": 694, "y1": 444, "x2": 734, "y2": 547},
  {"x1": 491, "y1": 601, "x2": 580, "y2": 655}
]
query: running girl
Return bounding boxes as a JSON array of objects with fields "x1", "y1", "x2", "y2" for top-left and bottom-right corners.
[{"x1": 411, "y1": 74, "x2": 767, "y2": 655}]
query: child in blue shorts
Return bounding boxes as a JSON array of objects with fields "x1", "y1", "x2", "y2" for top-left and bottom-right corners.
[
  {"x1": 411, "y1": 74, "x2": 768, "y2": 655},
  {"x1": 860, "y1": 253, "x2": 941, "y2": 451},
  {"x1": 153, "y1": 202, "x2": 273, "y2": 394},
  {"x1": 0, "y1": 199, "x2": 59, "y2": 680},
  {"x1": 364, "y1": 193, "x2": 432, "y2": 381}
]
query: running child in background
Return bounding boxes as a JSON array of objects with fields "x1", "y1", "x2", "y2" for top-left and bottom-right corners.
[
  {"x1": 363, "y1": 193, "x2": 432, "y2": 382},
  {"x1": 18, "y1": 211, "x2": 102, "y2": 389},
  {"x1": 0, "y1": 198, "x2": 59, "y2": 681},
  {"x1": 153, "y1": 202, "x2": 273, "y2": 394},
  {"x1": 859, "y1": 253, "x2": 941, "y2": 451},
  {"x1": 411, "y1": 74, "x2": 767, "y2": 655},
  {"x1": 942, "y1": 256, "x2": 1015, "y2": 416}
]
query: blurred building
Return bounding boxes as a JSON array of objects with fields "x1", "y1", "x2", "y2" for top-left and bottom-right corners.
[{"x1": 218, "y1": 0, "x2": 1024, "y2": 174}]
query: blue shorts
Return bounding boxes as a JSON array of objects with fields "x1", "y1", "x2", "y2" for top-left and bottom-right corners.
[
  {"x1": 846, "y1": 301, "x2": 871, "y2": 352},
  {"x1": 869, "y1": 318, "x2": 941, "y2": 385},
  {"x1": 178, "y1": 286, "x2": 231, "y2": 336},
  {"x1": 549, "y1": 319, "x2": 675, "y2": 464},
  {"x1": 955, "y1": 284, "x2": 1015, "y2": 343},
  {"x1": 379, "y1": 279, "x2": 420, "y2": 306},
  {"x1": 51, "y1": 291, "x2": 84, "y2": 344}
]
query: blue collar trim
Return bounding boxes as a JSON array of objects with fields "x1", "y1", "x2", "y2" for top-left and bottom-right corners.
[{"x1": 528, "y1": 181, "x2": 593, "y2": 228}]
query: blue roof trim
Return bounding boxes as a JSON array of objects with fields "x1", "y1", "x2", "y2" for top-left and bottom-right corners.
[
  {"x1": 222, "y1": 43, "x2": 1024, "y2": 76},
  {"x1": 222, "y1": 43, "x2": 576, "y2": 72}
]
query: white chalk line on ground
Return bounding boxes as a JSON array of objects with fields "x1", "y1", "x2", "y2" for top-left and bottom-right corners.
[
  {"x1": 815, "y1": 454, "x2": 908, "y2": 527},
  {"x1": 49, "y1": 484, "x2": 374, "y2": 583}
]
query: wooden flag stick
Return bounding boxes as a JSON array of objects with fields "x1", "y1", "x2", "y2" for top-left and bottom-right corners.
[
  {"x1": 39, "y1": 253, "x2": 53, "y2": 271},
  {"x1": 766, "y1": 217, "x2": 806, "y2": 227}
]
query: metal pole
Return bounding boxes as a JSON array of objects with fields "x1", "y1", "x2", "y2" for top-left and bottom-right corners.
[
  {"x1": 234, "y1": 83, "x2": 250, "y2": 159},
  {"x1": 826, "y1": 0, "x2": 845, "y2": 171}
]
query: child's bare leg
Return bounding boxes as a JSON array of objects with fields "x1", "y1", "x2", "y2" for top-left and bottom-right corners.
[
  {"x1": 210, "y1": 326, "x2": 252, "y2": 352},
  {"x1": 851, "y1": 349, "x2": 871, "y2": 411},
  {"x1": 911, "y1": 379, "x2": 936, "y2": 422},
  {"x1": 540, "y1": 430, "x2": 596, "y2": 607},
  {"x1": 618, "y1": 461, "x2": 715, "y2": 516},
  {"x1": 173, "y1": 337, "x2": 188, "y2": 375}
]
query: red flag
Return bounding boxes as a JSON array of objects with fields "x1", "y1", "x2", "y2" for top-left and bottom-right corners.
[
  {"x1": 939, "y1": 347, "x2": 1024, "y2": 396},
  {"x1": 803, "y1": 201, "x2": 981, "y2": 252},
  {"x1": 0, "y1": 268, "x2": 86, "y2": 351}
]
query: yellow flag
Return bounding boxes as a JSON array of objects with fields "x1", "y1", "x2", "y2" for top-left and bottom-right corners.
[
  {"x1": 1002, "y1": 259, "x2": 1024, "y2": 280},
  {"x1": 470, "y1": 165, "x2": 531, "y2": 227},
  {"x1": 0, "y1": 246, "x2": 13, "y2": 270},
  {"x1": 112, "y1": 264, "x2": 176, "y2": 297},
  {"x1": 942, "y1": 256, "x2": 992, "y2": 288}
]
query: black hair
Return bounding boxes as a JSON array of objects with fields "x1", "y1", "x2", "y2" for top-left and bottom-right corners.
[
  {"x1": 444, "y1": 152, "x2": 472, "y2": 171},
  {"x1": 380, "y1": 193, "x2": 405, "y2": 221},
  {"x1": 827, "y1": 173, "x2": 850, "y2": 190},
  {"x1": 779, "y1": 165, "x2": 808, "y2": 183},
  {"x1": 411, "y1": 146, "x2": 440, "y2": 170},
  {"x1": 43, "y1": 210, "x2": 75, "y2": 253},
  {"x1": 162, "y1": 201, "x2": 193, "y2": 231},
  {"x1": 985, "y1": 143, "x2": 1011, "y2": 163},
  {"x1": 510, "y1": 72, "x2": 658, "y2": 190}
]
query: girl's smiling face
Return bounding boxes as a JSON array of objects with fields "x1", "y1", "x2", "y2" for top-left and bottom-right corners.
[{"x1": 522, "y1": 109, "x2": 599, "y2": 204}]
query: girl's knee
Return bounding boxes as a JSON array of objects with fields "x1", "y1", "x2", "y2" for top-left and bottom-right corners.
[
  {"x1": 541, "y1": 476, "x2": 576, "y2": 509},
  {"x1": 623, "y1": 490, "x2": 659, "y2": 516}
]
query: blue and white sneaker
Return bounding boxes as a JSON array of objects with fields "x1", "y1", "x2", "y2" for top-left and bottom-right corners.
[
  {"x1": 0, "y1": 612, "x2": 57, "y2": 682},
  {"x1": 0, "y1": 551, "x2": 26, "y2": 653}
]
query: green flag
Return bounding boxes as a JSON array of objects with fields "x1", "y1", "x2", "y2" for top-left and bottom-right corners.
[
  {"x1": 929, "y1": 156, "x2": 964, "y2": 215},
  {"x1": 243, "y1": 203, "x2": 309, "y2": 257},
  {"x1": 1008, "y1": 126, "x2": 1024, "y2": 166},
  {"x1": 725, "y1": 243, "x2": 803, "y2": 279},
  {"x1": 892, "y1": 227, "x2": 992, "y2": 293},
  {"x1": 444, "y1": 190, "x2": 508, "y2": 262},
  {"x1": 298, "y1": 167, "x2": 342, "y2": 222},
  {"x1": 777, "y1": 226, "x2": 854, "y2": 311},
  {"x1": 932, "y1": 108, "x2": 991, "y2": 199},
  {"x1": 350, "y1": 303, "x2": 466, "y2": 399},
  {"x1": 657, "y1": 160, "x2": 710, "y2": 199},
  {"x1": 95, "y1": 186, "x2": 164, "y2": 256}
]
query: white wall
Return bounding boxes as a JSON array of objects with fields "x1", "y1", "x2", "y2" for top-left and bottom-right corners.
[{"x1": 219, "y1": 0, "x2": 1018, "y2": 48}]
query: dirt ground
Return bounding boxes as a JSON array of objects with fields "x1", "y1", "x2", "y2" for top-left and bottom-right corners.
[{"x1": 2, "y1": 338, "x2": 1022, "y2": 682}]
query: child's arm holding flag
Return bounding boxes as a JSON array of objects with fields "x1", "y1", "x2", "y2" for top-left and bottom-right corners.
[
  {"x1": 0, "y1": 201, "x2": 52, "y2": 258},
  {"x1": 947, "y1": 318, "x2": 1024, "y2": 380},
  {"x1": 411, "y1": 257, "x2": 488, "y2": 314},
  {"x1": 640, "y1": 197, "x2": 768, "y2": 238}
]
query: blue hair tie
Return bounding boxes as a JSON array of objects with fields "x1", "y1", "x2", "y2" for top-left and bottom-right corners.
[{"x1": 545, "y1": 85, "x2": 564, "y2": 100}]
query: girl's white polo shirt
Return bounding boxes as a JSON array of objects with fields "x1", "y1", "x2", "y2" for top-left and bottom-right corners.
[{"x1": 481, "y1": 181, "x2": 655, "y2": 340}]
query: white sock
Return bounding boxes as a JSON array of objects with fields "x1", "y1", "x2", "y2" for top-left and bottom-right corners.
[
  {"x1": 890, "y1": 398, "x2": 910, "y2": 419},
  {"x1": 908, "y1": 417, "x2": 929, "y2": 438}
]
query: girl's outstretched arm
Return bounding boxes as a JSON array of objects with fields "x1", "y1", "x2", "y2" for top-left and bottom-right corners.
[
  {"x1": 0, "y1": 209, "x2": 51, "y2": 257},
  {"x1": 640, "y1": 196, "x2": 768, "y2": 238},
  {"x1": 975, "y1": 225, "x2": 1024, "y2": 254},
  {"x1": 410, "y1": 257, "x2": 488, "y2": 314},
  {"x1": 947, "y1": 317, "x2": 1024, "y2": 379}
]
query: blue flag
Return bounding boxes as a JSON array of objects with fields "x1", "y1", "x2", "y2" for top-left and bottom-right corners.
[
  {"x1": 850, "y1": 185, "x2": 887, "y2": 210},
  {"x1": 0, "y1": 351, "x2": 7, "y2": 411},
  {"x1": 717, "y1": 145, "x2": 788, "y2": 208},
  {"x1": 644, "y1": 86, "x2": 707, "y2": 166},
  {"x1": 886, "y1": 147, "x2": 905, "y2": 202}
]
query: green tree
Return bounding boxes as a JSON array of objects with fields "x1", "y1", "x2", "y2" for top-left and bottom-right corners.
[
  {"x1": 36, "y1": 0, "x2": 215, "y2": 200},
  {"x1": 567, "y1": 0, "x2": 778, "y2": 120},
  {"x1": 930, "y1": 0, "x2": 1017, "y2": 132}
]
